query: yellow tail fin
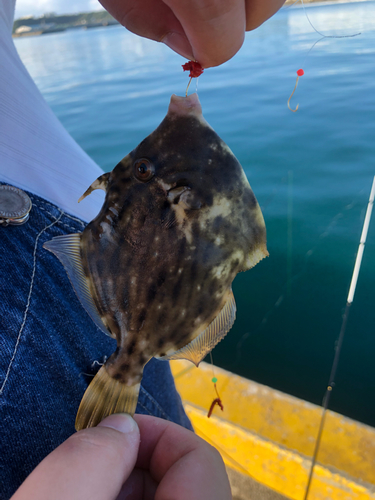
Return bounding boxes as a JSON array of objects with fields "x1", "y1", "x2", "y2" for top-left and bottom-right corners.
[{"x1": 75, "y1": 366, "x2": 140, "y2": 431}]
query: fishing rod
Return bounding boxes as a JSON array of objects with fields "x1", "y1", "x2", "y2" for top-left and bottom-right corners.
[{"x1": 304, "y1": 175, "x2": 375, "y2": 500}]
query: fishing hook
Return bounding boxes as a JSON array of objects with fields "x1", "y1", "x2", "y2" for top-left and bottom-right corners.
[
  {"x1": 185, "y1": 77, "x2": 193, "y2": 97},
  {"x1": 288, "y1": 69, "x2": 304, "y2": 112}
]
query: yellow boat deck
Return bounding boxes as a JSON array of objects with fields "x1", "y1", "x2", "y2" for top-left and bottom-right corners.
[{"x1": 171, "y1": 360, "x2": 375, "y2": 500}]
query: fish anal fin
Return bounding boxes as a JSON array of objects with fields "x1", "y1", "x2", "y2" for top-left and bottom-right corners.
[
  {"x1": 43, "y1": 234, "x2": 113, "y2": 338},
  {"x1": 161, "y1": 289, "x2": 236, "y2": 366},
  {"x1": 78, "y1": 172, "x2": 110, "y2": 203},
  {"x1": 75, "y1": 366, "x2": 141, "y2": 430}
]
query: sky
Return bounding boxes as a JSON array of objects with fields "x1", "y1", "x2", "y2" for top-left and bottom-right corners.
[{"x1": 14, "y1": 0, "x2": 103, "y2": 19}]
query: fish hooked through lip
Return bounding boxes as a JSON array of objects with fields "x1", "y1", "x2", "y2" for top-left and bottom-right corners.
[{"x1": 43, "y1": 92, "x2": 268, "y2": 431}]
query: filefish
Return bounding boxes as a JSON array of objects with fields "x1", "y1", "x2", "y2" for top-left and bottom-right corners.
[{"x1": 44, "y1": 93, "x2": 268, "y2": 430}]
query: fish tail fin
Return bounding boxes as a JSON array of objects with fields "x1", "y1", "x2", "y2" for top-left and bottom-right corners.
[{"x1": 75, "y1": 366, "x2": 140, "y2": 431}]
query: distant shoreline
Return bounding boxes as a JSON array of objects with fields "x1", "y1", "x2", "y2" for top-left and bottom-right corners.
[
  {"x1": 12, "y1": 10, "x2": 119, "y2": 37},
  {"x1": 13, "y1": 0, "x2": 371, "y2": 38}
]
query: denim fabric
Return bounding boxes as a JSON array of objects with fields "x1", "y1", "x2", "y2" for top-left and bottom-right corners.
[{"x1": 0, "y1": 186, "x2": 192, "y2": 499}]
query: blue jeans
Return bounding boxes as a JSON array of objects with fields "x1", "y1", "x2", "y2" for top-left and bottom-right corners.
[{"x1": 0, "y1": 185, "x2": 192, "y2": 499}]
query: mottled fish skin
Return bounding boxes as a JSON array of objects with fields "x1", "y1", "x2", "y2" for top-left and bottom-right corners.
[{"x1": 76, "y1": 93, "x2": 267, "y2": 386}]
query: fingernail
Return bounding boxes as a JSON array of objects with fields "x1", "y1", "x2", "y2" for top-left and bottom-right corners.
[
  {"x1": 162, "y1": 32, "x2": 194, "y2": 60},
  {"x1": 98, "y1": 414, "x2": 138, "y2": 434}
]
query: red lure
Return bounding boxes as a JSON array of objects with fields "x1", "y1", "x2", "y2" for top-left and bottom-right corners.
[
  {"x1": 182, "y1": 61, "x2": 204, "y2": 78},
  {"x1": 207, "y1": 381, "x2": 224, "y2": 418},
  {"x1": 207, "y1": 397, "x2": 224, "y2": 418}
]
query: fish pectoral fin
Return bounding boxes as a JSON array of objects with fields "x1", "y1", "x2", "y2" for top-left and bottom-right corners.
[
  {"x1": 78, "y1": 172, "x2": 110, "y2": 203},
  {"x1": 43, "y1": 234, "x2": 114, "y2": 338},
  {"x1": 162, "y1": 213, "x2": 177, "y2": 229},
  {"x1": 160, "y1": 289, "x2": 236, "y2": 367},
  {"x1": 75, "y1": 366, "x2": 141, "y2": 430}
]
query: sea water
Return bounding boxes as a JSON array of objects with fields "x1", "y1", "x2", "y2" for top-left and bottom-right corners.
[{"x1": 14, "y1": 1, "x2": 375, "y2": 426}]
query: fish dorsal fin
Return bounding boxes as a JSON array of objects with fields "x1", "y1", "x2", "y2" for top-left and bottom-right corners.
[
  {"x1": 43, "y1": 234, "x2": 114, "y2": 338},
  {"x1": 78, "y1": 172, "x2": 110, "y2": 203},
  {"x1": 160, "y1": 289, "x2": 236, "y2": 367}
]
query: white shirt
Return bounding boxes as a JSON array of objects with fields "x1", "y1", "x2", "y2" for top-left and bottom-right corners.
[{"x1": 0, "y1": 0, "x2": 104, "y2": 221}]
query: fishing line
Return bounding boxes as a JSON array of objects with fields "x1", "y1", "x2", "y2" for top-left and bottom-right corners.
[
  {"x1": 288, "y1": 0, "x2": 361, "y2": 111},
  {"x1": 287, "y1": 170, "x2": 293, "y2": 297},
  {"x1": 209, "y1": 352, "x2": 215, "y2": 379},
  {"x1": 208, "y1": 352, "x2": 224, "y2": 418},
  {"x1": 78, "y1": 357, "x2": 108, "y2": 378},
  {"x1": 304, "y1": 176, "x2": 375, "y2": 500},
  {"x1": 91, "y1": 357, "x2": 107, "y2": 368},
  {"x1": 232, "y1": 190, "x2": 364, "y2": 368},
  {"x1": 300, "y1": 0, "x2": 360, "y2": 39},
  {"x1": 193, "y1": 423, "x2": 257, "y2": 479},
  {"x1": 259, "y1": 173, "x2": 290, "y2": 211},
  {"x1": 185, "y1": 77, "x2": 193, "y2": 96},
  {"x1": 284, "y1": 0, "x2": 301, "y2": 9}
]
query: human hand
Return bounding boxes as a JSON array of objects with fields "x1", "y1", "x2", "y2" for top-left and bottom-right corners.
[
  {"x1": 99, "y1": 0, "x2": 286, "y2": 67},
  {"x1": 11, "y1": 413, "x2": 231, "y2": 500}
]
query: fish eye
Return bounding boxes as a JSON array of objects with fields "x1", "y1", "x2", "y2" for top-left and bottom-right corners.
[{"x1": 133, "y1": 159, "x2": 155, "y2": 182}]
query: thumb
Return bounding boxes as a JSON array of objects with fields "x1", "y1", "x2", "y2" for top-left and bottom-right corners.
[{"x1": 12, "y1": 414, "x2": 140, "y2": 500}]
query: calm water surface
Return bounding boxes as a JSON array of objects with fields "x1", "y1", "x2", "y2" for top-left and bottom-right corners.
[{"x1": 15, "y1": 1, "x2": 375, "y2": 425}]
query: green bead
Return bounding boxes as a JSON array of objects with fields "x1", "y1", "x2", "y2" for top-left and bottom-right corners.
[{"x1": 212, "y1": 377, "x2": 218, "y2": 383}]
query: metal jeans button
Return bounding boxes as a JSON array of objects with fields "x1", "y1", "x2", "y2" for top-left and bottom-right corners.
[{"x1": 0, "y1": 185, "x2": 32, "y2": 226}]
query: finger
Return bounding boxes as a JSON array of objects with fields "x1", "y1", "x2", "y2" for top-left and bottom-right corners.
[
  {"x1": 163, "y1": 0, "x2": 246, "y2": 67},
  {"x1": 133, "y1": 415, "x2": 231, "y2": 500},
  {"x1": 99, "y1": 0, "x2": 194, "y2": 60},
  {"x1": 12, "y1": 414, "x2": 140, "y2": 500},
  {"x1": 99, "y1": 0, "x2": 285, "y2": 68},
  {"x1": 117, "y1": 468, "x2": 157, "y2": 500},
  {"x1": 245, "y1": 0, "x2": 286, "y2": 31},
  {"x1": 99, "y1": 0, "x2": 245, "y2": 67}
]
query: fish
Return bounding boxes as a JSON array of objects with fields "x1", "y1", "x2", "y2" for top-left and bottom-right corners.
[{"x1": 43, "y1": 93, "x2": 268, "y2": 430}]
